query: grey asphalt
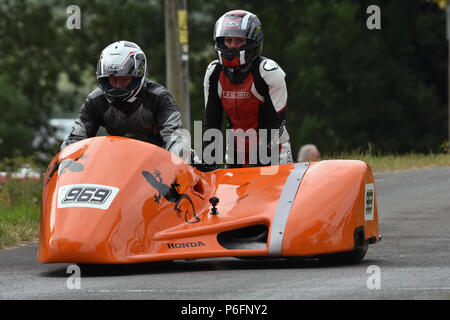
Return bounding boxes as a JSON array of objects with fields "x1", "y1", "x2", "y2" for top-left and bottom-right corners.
[{"x1": 0, "y1": 166, "x2": 449, "y2": 300}]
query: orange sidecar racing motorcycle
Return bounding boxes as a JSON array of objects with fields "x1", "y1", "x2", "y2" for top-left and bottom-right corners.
[{"x1": 38, "y1": 136, "x2": 381, "y2": 264}]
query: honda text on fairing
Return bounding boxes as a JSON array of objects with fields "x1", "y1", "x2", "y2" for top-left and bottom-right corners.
[{"x1": 39, "y1": 136, "x2": 381, "y2": 264}]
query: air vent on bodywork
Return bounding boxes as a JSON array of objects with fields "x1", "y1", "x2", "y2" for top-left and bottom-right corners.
[
  {"x1": 217, "y1": 225, "x2": 268, "y2": 250},
  {"x1": 193, "y1": 180, "x2": 204, "y2": 195}
]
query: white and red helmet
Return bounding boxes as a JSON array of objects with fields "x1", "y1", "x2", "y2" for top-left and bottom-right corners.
[
  {"x1": 96, "y1": 41, "x2": 148, "y2": 103},
  {"x1": 214, "y1": 10, "x2": 264, "y2": 68}
]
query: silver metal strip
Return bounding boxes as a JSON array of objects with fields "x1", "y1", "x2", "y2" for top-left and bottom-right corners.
[{"x1": 268, "y1": 162, "x2": 309, "y2": 256}]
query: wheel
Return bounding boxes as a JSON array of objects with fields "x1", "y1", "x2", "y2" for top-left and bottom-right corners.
[
  {"x1": 318, "y1": 240, "x2": 368, "y2": 265},
  {"x1": 318, "y1": 227, "x2": 368, "y2": 265}
]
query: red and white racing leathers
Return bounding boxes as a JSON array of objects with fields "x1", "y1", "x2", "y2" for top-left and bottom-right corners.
[{"x1": 203, "y1": 56, "x2": 293, "y2": 167}]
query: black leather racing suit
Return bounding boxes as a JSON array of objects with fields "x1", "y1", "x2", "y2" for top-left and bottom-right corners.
[{"x1": 61, "y1": 80, "x2": 186, "y2": 156}]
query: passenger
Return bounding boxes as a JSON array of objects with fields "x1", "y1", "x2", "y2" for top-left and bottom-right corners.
[{"x1": 203, "y1": 10, "x2": 293, "y2": 168}]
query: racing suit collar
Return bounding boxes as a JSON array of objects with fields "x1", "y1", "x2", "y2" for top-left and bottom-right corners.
[{"x1": 224, "y1": 61, "x2": 253, "y2": 84}]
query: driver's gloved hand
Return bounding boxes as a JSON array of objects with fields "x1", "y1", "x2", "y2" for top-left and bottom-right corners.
[{"x1": 193, "y1": 162, "x2": 219, "y2": 172}]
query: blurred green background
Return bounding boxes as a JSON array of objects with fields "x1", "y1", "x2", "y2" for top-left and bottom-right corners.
[{"x1": 0, "y1": 0, "x2": 448, "y2": 162}]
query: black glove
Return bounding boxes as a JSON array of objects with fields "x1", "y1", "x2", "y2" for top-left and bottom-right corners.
[{"x1": 193, "y1": 162, "x2": 219, "y2": 172}]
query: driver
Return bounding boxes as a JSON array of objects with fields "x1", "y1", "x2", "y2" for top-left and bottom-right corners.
[{"x1": 61, "y1": 40, "x2": 188, "y2": 160}]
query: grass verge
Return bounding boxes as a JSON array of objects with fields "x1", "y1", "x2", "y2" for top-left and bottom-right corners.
[
  {"x1": 327, "y1": 152, "x2": 450, "y2": 173},
  {"x1": 0, "y1": 203, "x2": 40, "y2": 249},
  {"x1": 0, "y1": 177, "x2": 41, "y2": 249}
]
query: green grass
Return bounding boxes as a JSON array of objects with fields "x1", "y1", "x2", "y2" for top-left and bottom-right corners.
[
  {"x1": 0, "y1": 203, "x2": 40, "y2": 249},
  {"x1": 0, "y1": 153, "x2": 449, "y2": 249},
  {"x1": 326, "y1": 152, "x2": 450, "y2": 173},
  {"x1": 0, "y1": 178, "x2": 41, "y2": 249}
]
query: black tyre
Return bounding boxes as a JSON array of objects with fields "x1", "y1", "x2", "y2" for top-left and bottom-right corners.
[{"x1": 318, "y1": 226, "x2": 368, "y2": 265}]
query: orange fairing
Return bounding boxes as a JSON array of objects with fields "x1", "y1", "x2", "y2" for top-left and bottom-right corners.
[{"x1": 38, "y1": 136, "x2": 380, "y2": 264}]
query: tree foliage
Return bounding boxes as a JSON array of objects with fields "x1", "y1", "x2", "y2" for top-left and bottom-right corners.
[{"x1": 0, "y1": 0, "x2": 447, "y2": 159}]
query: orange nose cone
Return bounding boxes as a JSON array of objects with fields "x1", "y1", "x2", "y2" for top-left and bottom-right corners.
[{"x1": 38, "y1": 206, "x2": 115, "y2": 263}]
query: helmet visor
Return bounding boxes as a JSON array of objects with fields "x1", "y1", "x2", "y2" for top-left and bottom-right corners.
[
  {"x1": 98, "y1": 76, "x2": 143, "y2": 101},
  {"x1": 99, "y1": 76, "x2": 141, "y2": 91},
  {"x1": 97, "y1": 52, "x2": 146, "y2": 78}
]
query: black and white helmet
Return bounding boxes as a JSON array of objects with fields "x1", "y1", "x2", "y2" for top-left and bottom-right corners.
[
  {"x1": 96, "y1": 41, "x2": 148, "y2": 103},
  {"x1": 214, "y1": 10, "x2": 263, "y2": 68}
]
